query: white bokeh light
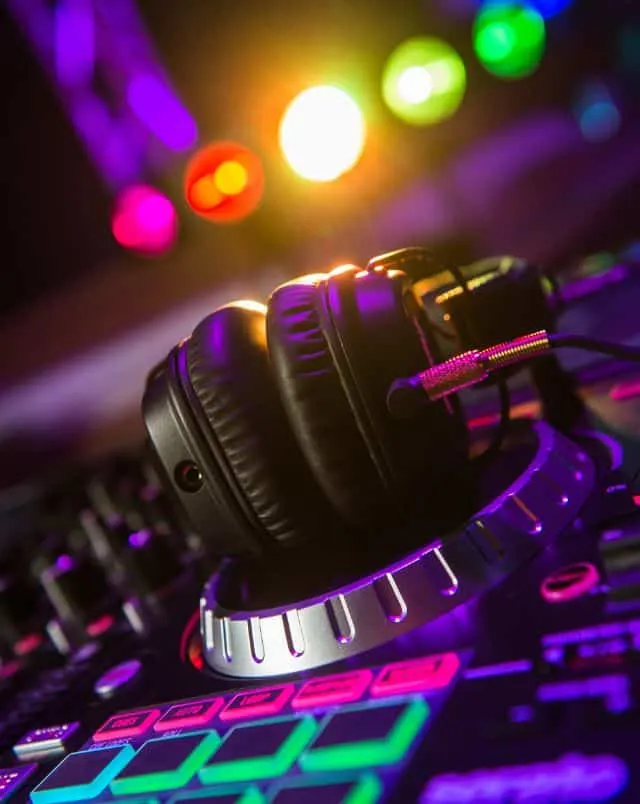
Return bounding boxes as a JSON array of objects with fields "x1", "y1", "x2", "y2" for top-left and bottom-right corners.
[
  {"x1": 279, "y1": 86, "x2": 366, "y2": 182},
  {"x1": 397, "y1": 66, "x2": 434, "y2": 104}
]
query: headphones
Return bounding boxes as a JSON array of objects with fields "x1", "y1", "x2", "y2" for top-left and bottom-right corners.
[{"x1": 143, "y1": 260, "x2": 470, "y2": 558}]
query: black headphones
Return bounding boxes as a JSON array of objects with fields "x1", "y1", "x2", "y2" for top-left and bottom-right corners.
[{"x1": 143, "y1": 261, "x2": 469, "y2": 558}]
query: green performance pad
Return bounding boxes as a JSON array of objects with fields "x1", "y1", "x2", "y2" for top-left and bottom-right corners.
[
  {"x1": 198, "y1": 715, "x2": 316, "y2": 784},
  {"x1": 299, "y1": 697, "x2": 429, "y2": 772},
  {"x1": 169, "y1": 788, "x2": 265, "y2": 803},
  {"x1": 269, "y1": 774, "x2": 382, "y2": 803},
  {"x1": 110, "y1": 731, "x2": 220, "y2": 795},
  {"x1": 30, "y1": 745, "x2": 135, "y2": 803}
]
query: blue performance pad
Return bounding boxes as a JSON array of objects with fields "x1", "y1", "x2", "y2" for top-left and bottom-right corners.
[
  {"x1": 269, "y1": 774, "x2": 383, "y2": 803},
  {"x1": 30, "y1": 745, "x2": 135, "y2": 803}
]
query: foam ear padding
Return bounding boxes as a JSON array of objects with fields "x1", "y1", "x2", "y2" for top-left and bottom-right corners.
[
  {"x1": 186, "y1": 302, "x2": 338, "y2": 554},
  {"x1": 267, "y1": 267, "x2": 469, "y2": 528},
  {"x1": 267, "y1": 275, "x2": 386, "y2": 526}
]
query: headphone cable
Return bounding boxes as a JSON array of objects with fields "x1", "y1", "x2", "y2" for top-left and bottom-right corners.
[{"x1": 388, "y1": 331, "x2": 640, "y2": 418}]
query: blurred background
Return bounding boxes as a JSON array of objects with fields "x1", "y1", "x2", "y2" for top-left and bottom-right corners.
[{"x1": 0, "y1": 0, "x2": 638, "y2": 484}]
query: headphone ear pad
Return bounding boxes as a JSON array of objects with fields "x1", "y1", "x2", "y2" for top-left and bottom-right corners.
[
  {"x1": 267, "y1": 276, "x2": 386, "y2": 526},
  {"x1": 267, "y1": 268, "x2": 469, "y2": 529},
  {"x1": 185, "y1": 302, "x2": 340, "y2": 554}
]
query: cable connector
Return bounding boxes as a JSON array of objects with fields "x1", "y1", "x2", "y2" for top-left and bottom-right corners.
[{"x1": 388, "y1": 330, "x2": 551, "y2": 417}]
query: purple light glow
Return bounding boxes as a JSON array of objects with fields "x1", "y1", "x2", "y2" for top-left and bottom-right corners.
[
  {"x1": 128, "y1": 529, "x2": 152, "y2": 549},
  {"x1": 537, "y1": 673, "x2": 630, "y2": 713},
  {"x1": 559, "y1": 264, "x2": 629, "y2": 302},
  {"x1": 572, "y1": 429, "x2": 623, "y2": 469},
  {"x1": 7, "y1": 0, "x2": 197, "y2": 187},
  {"x1": 54, "y1": 0, "x2": 95, "y2": 87},
  {"x1": 94, "y1": 0, "x2": 140, "y2": 29},
  {"x1": 464, "y1": 658, "x2": 533, "y2": 680},
  {"x1": 70, "y1": 94, "x2": 141, "y2": 187},
  {"x1": 112, "y1": 184, "x2": 178, "y2": 255},
  {"x1": 509, "y1": 704, "x2": 535, "y2": 723},
  {"x1": 55, "y1": 554, "x2": 75, "y2": 572},
  {"x1": 6, "y1": 0, "x2": 54, "y2": 68},
  {"x1": 543, "y1": 619, "x2": 640, "y2": 647},
  {"x1": 127, "y1": 74, "x2": 198, "y2": 152}
]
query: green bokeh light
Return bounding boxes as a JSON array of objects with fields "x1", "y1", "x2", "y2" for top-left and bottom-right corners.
[
  {"x1": 473, "y1": 3, "x2": 546, "y2": 79},
  {"x1": 382, "y1": 37, "x2": 467, "y2": 126}
]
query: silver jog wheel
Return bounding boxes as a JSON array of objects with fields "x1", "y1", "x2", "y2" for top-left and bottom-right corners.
[{"x1": 200, "y1": 421, "x2": 595, "y2": 679}]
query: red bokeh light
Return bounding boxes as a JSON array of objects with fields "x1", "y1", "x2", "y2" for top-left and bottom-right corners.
[
  {"x1": 112, "y1": 184, "x2": 178, "y2": 255},
  {"x1": 86, "y1": 613, "x2": 115, "y2": 637},
  {"x1": 184, "y1": 141, "x2": 264, "y2": 223},
  {"x1": 13, "y1": 632, "x2": 43, "y2": 656}
]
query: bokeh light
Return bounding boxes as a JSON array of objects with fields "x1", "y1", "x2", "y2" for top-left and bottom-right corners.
[
  {"x1": 574, "y1": 82, "x2": 621, "y2": 143},
  {"x1": 473, "y1": 2, "x2": 546, "y2": 79},
  {"x1": 279, "y1": 86, "x2": 366, "y2": 182},
  {"x1": 185, "y1": 142, "x2": 264, "y2": 223},
  {"x1": 111, "y1": 185, "x2": 178, "y2": 255},
  {"x1": 528, "y1": 0, "x2": 572, "y2": 19},
  {"x1": 437, "y1": 0, "x2": 570, "y2": 20},
  {"x1": 382, "y1": 37, "x2": 467, "y2": 126},
  {"x1": 213, "y1": 161, "x2": 248, "y2": 195}
]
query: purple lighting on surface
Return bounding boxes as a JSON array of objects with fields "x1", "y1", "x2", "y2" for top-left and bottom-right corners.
[
  {"x1": 464, "y1": 658, "x2": 533, "y2": 680},
  {"x1": 559, "y1": 264, "x2": 629, "y2": 302},
  {"x1": 421, "y1": 753, "x2": 629, "y2": 803},
  {"x1": 537, "y1": 673, "x2": 631, "y2": 714},
  {"x1": 127, "y1": 74, "x2": 198, "y2": 151},
  {"x1": 543, "y1": 618, "x2": 640, "y2": 647},
  {"x1": 54, "y1": 0, "x2": 95, "y2": 86}
]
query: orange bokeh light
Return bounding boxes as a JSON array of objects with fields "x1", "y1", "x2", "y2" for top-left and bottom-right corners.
[{"x1": 184, "y1": 141, "x2": 264, "y2": 223}]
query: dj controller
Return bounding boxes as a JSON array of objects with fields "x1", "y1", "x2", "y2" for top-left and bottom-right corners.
[{"x1": 1, "y1": 250, "x2": 640, "y2": 803}]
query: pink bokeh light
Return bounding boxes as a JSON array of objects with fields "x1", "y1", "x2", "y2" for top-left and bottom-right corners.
[{"x1": 112, "y1": 184, "x2": 178, "y2": 255}]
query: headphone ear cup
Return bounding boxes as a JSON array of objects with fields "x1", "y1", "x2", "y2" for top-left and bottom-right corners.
[
  {"x1": 267, "y1": 267, "x2": 469, "y2": 529},
  {"x1": 267, "y1": 275, "x2": 386, "y2": 527},
  {"x1": 184, "y1": 301, "x2": 340, "y2": 555}
]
